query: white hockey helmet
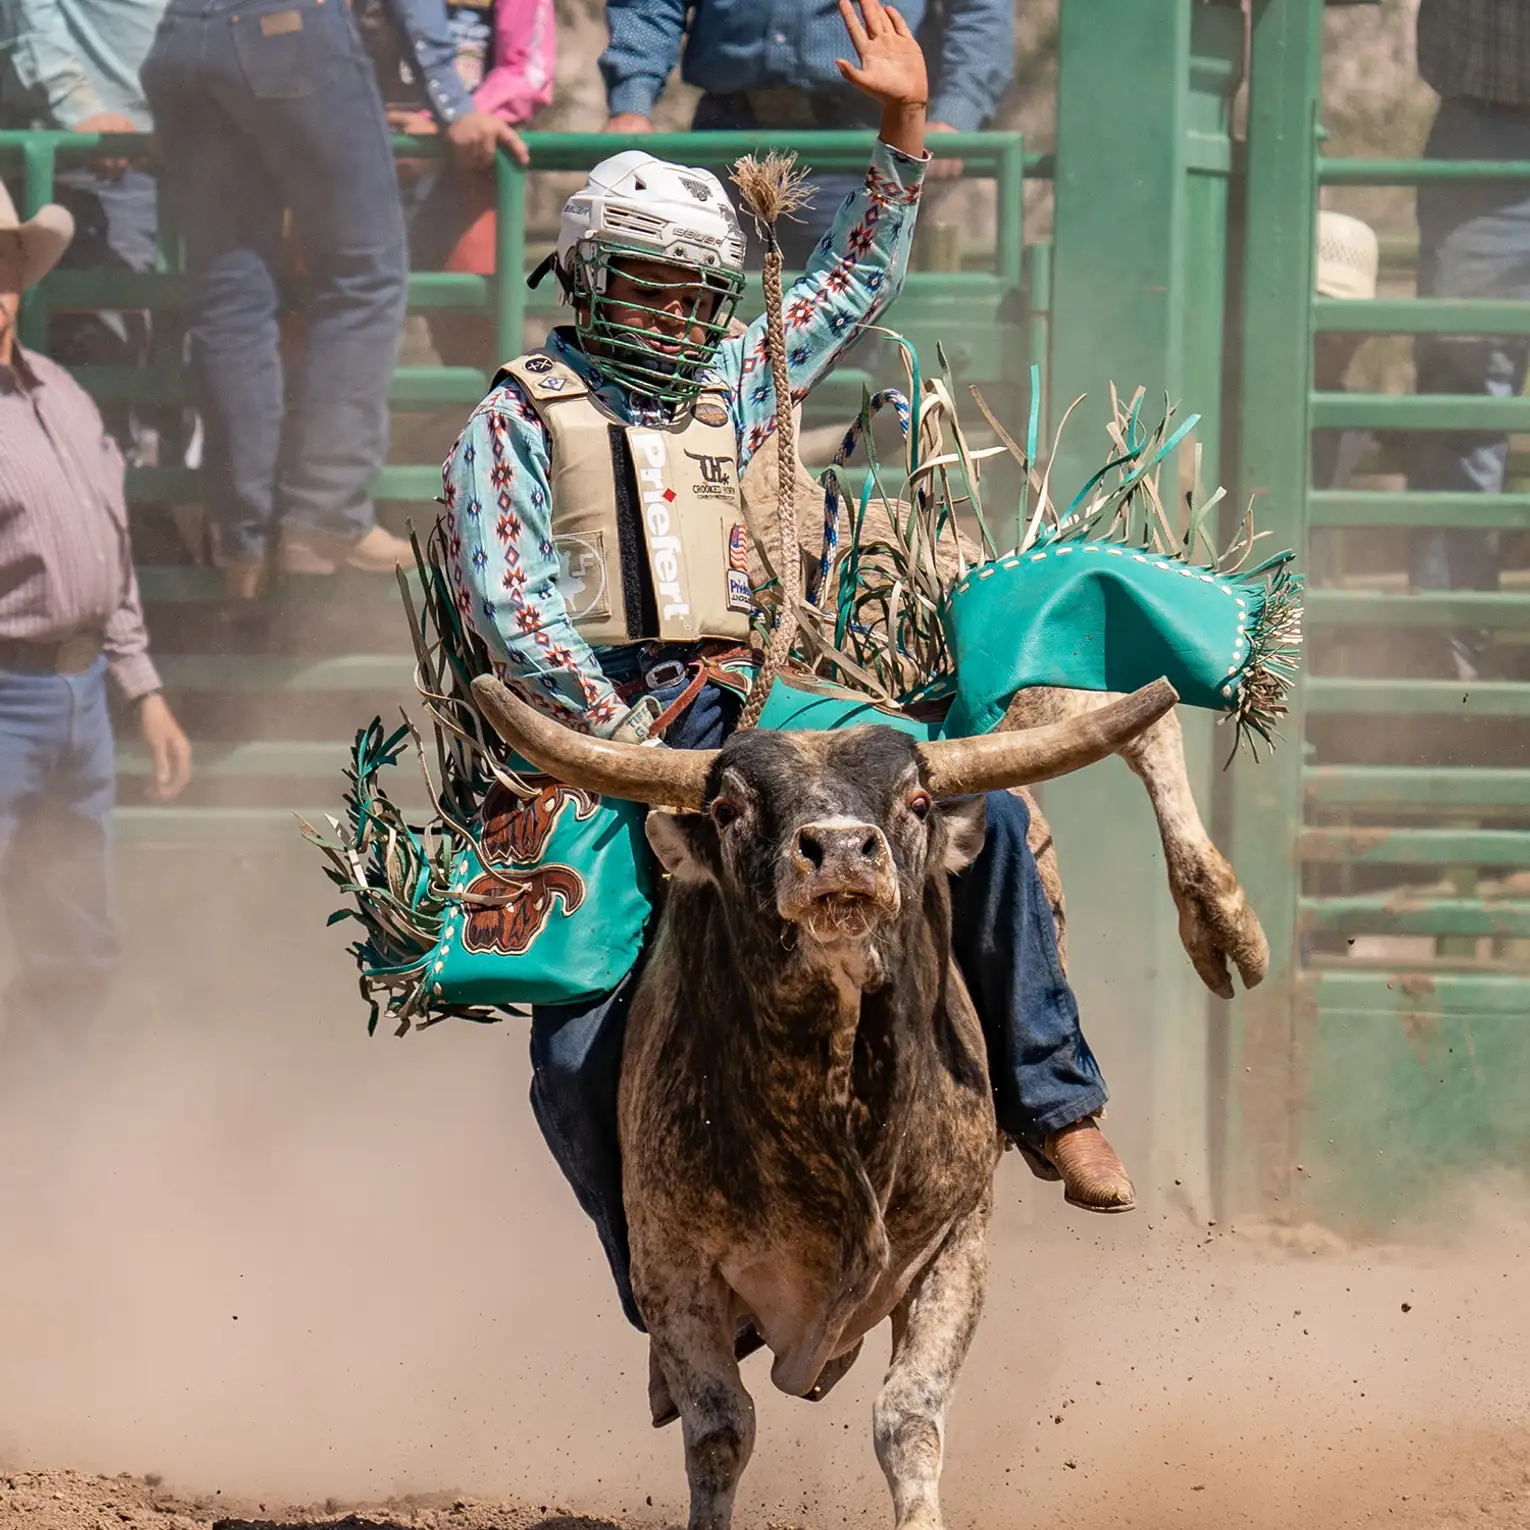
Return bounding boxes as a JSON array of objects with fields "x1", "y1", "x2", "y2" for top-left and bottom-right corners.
[{"x1": 548, "y1": 152, "x2": 748, "y2": 405}]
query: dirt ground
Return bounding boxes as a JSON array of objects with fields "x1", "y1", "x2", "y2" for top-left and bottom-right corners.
[{"x1": 2, "y1": 848, "x2": 1529, "y2": 1530}]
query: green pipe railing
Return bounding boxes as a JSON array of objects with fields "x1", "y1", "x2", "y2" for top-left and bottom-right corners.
[
  {"x1": 1, "y1": 128, "x2": 1043, "y2": 361},
  {"x1": 1319, "y1": 157, "x2": 1530, "y2": 184}
]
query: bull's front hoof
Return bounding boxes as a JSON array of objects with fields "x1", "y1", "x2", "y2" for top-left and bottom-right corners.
[
  {"x1": 1175, "y1": 862, "x2": 1270, "y2": 999},
  {"x1": 1043, "y1": 1120, "x2": 1136, "y2": 1213}
]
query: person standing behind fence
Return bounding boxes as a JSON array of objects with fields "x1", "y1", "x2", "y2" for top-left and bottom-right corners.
[
  {"x1": 140, "y1": 0, "x2": 528, "y2": 599},
  {"x1": 1410, "y1": 0, "x2": 1530, "y2": 680},
  {"x1": 372, "y1": 0, "x2": 554, "y2": 370},
  {"x1": 0, "y1": 185, "x2": 191, "y2": 1077},
  {"x1": 600, "y1": 0, "x2": 1013, "y2": 267},
  {"x1": 0, "y1": 0, "x2": 163, "y2": 456}
]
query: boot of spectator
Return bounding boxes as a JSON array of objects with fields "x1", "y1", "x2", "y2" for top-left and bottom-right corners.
[{"x1": 280, "y1": 524, "x2": 415, "y2": 577}]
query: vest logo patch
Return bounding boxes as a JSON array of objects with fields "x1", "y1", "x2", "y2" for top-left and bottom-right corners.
[
  {"x1": 686, "y1": 449, "x2": 736, "y2": 503},
  {"x1": 726, "y1": 522, "x2": 752, "y2": 612},
  {"x1": 727, "y1": 522, "x2": 750, "y2": 572},
  {"x1": 694, "y1": 399, "x2": 729, "y2": 428},
  {"x1": 523, "y1": 355, "x2": 554, "y2": 373},
  {"x1": 537, "y1": 375, "x2": 568, "y2": 392},
  {"x1": 630, "y1": 429, "x2": 694, "y2": 630},
  {"x1": 554, "y1": 531, "x2": 611, "y2": 621}
]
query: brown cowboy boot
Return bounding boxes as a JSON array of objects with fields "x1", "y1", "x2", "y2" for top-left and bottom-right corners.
[{"x1": 1043, "y1": 1118, "x2": 1136, "y2": 1213}]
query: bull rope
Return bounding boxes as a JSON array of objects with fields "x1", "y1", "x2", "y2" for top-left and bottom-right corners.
[{"x1": 731, "y1": 152, "x2": 812, "y2": 731}]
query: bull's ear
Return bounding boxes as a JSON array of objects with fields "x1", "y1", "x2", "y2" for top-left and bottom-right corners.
[
  {"x1": 936, "y1": 795, "x2": 987, "y2": 872},
  {"x1": 646, "y1": 809, "x2": 718, "y2": 883}
]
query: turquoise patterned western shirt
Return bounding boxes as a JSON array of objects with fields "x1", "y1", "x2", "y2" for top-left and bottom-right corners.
[{"x1": 440, "y1": 139, "x2": 926, "y2": 735}]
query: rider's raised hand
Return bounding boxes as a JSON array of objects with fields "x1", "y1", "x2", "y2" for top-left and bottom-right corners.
[{"x1": 835, "y1": 0, "x2": 929, "y2": 160}]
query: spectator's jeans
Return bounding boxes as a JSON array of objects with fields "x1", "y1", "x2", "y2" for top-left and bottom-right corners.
[
  {"x1": 142, "y1": 0, "x2": 408, "y2": 561},
  {"x1": 1410, "y1": 97, "x2": 1530, "y2": 593},
  {"x1": 50, "y1": 166, "x2": 159, "y2": 347},
  {"x1": 48, "y1": 168, "x2": 163, "y2": 459},
  {"x1": 692, "y1": 93, "x2": 868, "y2": 269},
  {"x1": 0, "y1": 658, "x2": 119, "y2": 1074},
  {"x1": 528, "y1": 679, "x2": 1106, "y2": 1330}
]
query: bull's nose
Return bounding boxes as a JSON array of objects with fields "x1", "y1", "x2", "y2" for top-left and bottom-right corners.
[{"x1": 792, "y1": 821, "x2": 889, "y2": 879}]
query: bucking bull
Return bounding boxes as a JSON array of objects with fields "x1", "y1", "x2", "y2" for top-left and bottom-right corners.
[{"x1": 474, "y1": 673, "x2": 1239, "y2": 1530}]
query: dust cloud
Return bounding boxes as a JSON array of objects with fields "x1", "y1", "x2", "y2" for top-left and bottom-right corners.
[{"x1": 1, "y1": 848, "x2": 1528, "y2": 1528}]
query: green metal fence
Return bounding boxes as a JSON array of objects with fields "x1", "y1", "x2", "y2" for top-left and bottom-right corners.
[
  {"x1": 1227, "y1": 0, "x2": 1530, "y2": 1226},
  {"x1": 0, "y1": 126, "x2": 1042, "y2": 846}
]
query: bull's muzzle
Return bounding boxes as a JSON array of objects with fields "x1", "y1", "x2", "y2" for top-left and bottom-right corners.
[{"x1": 779, "y1": 819, "x2": 900, "y2": 939}]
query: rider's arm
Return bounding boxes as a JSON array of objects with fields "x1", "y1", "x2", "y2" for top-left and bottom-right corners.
[
  {"x1": 714, "y1": 137, "x2": 928, "y2": 473},
  {"x1": 442, "y1": 380, "x2": 626, "y2": 737}
]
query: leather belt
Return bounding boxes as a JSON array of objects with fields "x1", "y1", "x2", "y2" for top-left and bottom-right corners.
[
  {"x1": 705, "y1": 87, "x2": 880, "y2": 132},
  {"x1": 612, "y1": 642, "x2": 755, "y2": 735},
  {"x1": 0, "y1": 631, "x2": 104, "y2": 675}
]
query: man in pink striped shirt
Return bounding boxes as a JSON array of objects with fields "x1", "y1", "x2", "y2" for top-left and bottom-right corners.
[{"x1": 0, "y1": 186, "x2": 191, "y2": 1077}]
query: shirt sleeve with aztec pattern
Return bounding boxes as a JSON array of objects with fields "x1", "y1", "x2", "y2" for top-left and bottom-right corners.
[
  {"x1": 439, "y1": 380, "x2": 623, "y2": 734},
  {"x1": 710, "y1": 138, "x2": 927, "y2": 472}
]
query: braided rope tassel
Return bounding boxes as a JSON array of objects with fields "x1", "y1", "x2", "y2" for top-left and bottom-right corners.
[{"x1": 731, "y1": 152, "x2": 812, "y2": 731}]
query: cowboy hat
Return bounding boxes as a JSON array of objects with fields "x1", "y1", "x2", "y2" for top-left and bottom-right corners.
[{"x1": 0, "y1": 180, "x2": 74, "y2": 292}]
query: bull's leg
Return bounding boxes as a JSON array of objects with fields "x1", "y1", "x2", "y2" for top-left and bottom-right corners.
[
  {"x1": 645, "y1": 1279, "x2": 757, "y2": 1530},
  {"x1": 1002, "y1": 689, "x2": 1268, "y2": 998},
  {"x1": 873, "y1": 1198, "x2": 991, "y2": 1530},
  {"x1": 1115, "y1": 710, "x2": 1268, "y2": 998}
]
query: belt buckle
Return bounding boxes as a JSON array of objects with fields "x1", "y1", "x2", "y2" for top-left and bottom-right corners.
[
  {"x1": 644, "y1": 659, "x2": 688, "y2": 691},
  {"x1": 746, "y1": 87, "x2": 818, "y2": 130},
  {"x1": 55, "y1": 632, "x2": 99, "y2": 674}
]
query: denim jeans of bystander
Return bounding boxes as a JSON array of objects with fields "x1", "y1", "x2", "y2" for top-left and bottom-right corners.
[
  {"x1": 47, "y1": 167, "x2": 165, "y2": 459},
  {"x1": 0, "y1": 658, "x2": 119, "y2": 1080},
  {"x1": 1410, "y1": 97, "x2": 1530, "y2": 674},
  {"x1": 141, "y1": 0, "x2": 409, "y2": 562},
  {"x1": 692, "y1": 93, "x2": 868, "y2": 270}
]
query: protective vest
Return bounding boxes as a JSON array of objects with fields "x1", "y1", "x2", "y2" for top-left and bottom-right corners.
[{"x1": 499, "y1": 349, "x2": 754, "y2": 648}]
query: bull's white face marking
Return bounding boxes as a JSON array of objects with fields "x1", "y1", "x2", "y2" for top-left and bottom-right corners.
[
  {"x1": 646, "y1": 809, "x2": 713, "y2": 883},
  {"x1": 937, "y1": 796, "x2": 987, "y2": 872}
]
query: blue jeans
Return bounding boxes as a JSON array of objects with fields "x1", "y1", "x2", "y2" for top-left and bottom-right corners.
[
  {"x1": 0, "y1": 659, "x2": 119, "y2": 1076},
  {"x1": 47, "y1": 168, "x2": 164, "y2": 459},
  {"x1": 691, "y1": 93, "x2": 865, "y2": 270},
  {"x1": 529, "y1": 679, "x2": 1105, "y2": 1330},
  {"x1": 142, "y1": 0, "x2": 408, "y2": 560},
  {"x1": 1409, "y1": 97, "x2": 1530, "y2": 594}
]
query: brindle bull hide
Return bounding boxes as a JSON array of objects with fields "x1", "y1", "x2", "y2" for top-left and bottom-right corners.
[
  {"x1": 471, "y1": 677, "x2": 1176, "y2": 1530},
  {"x1": 739, "y1": 443, "x2": 1269, "y2": 999}
]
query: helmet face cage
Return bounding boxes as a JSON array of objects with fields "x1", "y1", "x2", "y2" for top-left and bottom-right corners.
[{"x1": 569, "y1": 240, "x2": 745, "y2": 409}]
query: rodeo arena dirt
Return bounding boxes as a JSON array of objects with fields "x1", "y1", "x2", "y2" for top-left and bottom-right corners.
[{"x1": 2, "y1": 956, "x2": 1530, "y2": 1530}]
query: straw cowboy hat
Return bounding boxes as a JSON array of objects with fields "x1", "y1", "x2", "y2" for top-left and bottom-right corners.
[
  {"x1": 0, "y1": 180, "x2": 74, "y2": 291},
  {"x1": 1316, "y1": 210, "x2": 1379, "y2": 301}
]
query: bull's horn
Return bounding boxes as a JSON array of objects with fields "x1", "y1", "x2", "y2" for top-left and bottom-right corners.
[
  {"x1": 471, "y1": 676, "x2": 718, "y2": 809},
  {"x1": 916, "y1": 679, "x2": 1179, "y2": 798}
]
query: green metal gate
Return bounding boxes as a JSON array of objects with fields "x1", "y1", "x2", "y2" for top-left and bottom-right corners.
[{"x1": 1228, "y1": 0, "x2": 1530, "y2": 1226}]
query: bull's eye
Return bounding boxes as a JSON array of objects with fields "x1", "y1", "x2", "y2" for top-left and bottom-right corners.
[
  {"x1": 907, "y1": 789, "x2": 932, "y2": 821},
  {"x1": 711, "y1": 798, "x2": 739, "y2": 829}
]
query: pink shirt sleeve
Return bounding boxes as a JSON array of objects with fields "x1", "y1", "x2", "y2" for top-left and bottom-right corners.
[{"x1": 474, "y1": 0, "x2": 556, "y2": 123}]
